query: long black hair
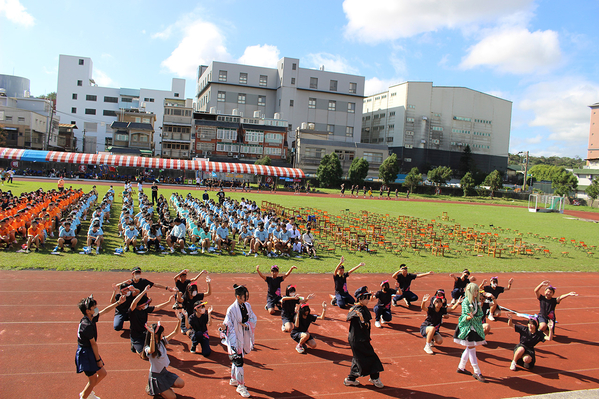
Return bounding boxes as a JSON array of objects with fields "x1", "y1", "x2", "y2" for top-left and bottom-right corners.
[{"x1": 141, "y1": 323, "x2": 165, "y2": 359}]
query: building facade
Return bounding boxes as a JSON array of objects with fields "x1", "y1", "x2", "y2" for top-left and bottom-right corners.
[
  {"x1": 195, "y1": 57, "x2": 365, "y2": 148},
  {"x1": 295, "y1": 126, "x2": 388, "y2": 178},
  {"x1": 588, "y1": 102, "x2": 599, "y2": 163},
  {"x1": 362, "y1": 81, "x2": 512, "y2": 174},
  {"x1": 0, "y1": 95, "x2": 58, "y2": 150},
  {"x1": 56, "y1": 54, "x2": 185, "y2": 154},
  {"x1": 162, "y1": 98, "x2": 193, "y2": 159},
  {"x1": 109, "y1": 109, "x2": 156, "y2": 155},
  {"x1": 193, "y1": 111, "x2": 288, "y2": 162}
]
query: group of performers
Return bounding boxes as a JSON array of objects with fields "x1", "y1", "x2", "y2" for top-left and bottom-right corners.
[{"x1": 76, "y1": 260, "x2": 578, "y2": 398}]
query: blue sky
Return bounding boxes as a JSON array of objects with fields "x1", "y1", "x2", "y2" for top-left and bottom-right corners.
[{"x1": 1, "y1": 0, "x2": 598, "y2": 158}]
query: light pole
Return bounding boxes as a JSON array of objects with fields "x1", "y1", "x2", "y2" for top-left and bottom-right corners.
[{"x1": 517, "y1": 151, "x2": 529, "y2": 191}]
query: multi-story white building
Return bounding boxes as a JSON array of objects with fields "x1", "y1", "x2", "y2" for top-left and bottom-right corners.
[
  {"x1": 0, "y1": 95, "x2": 59, "y2": 150},
  {"x1": 56, "y1": 54, "x2": 185, "y2": 154},
  {"x1": 362, "y1": 81, "x2": 512, "y2": 173},
  {"x1": 195, "y1": 57, "x2": 365, "y2": 148}
]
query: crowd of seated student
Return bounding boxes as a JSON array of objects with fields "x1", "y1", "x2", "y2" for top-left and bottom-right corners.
[
  {"x1": 162, "y1": 192, "x2": 319, "y2": 259},
  {"x1": 0, "y1": 186, "x2": 100, "y2": 252}
]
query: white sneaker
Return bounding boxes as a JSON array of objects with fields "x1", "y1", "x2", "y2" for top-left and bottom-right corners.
[
  {"x1": 488, "y1": 314, "x2": 495, "y2": 321},
  {"x1": 229, "y1": 378, "x2": 239, "y2": 386},
  {"x1": 344, "y1": 378, "x2": 360, "y2": 386},
  {"x1": 95, "y1": 248, "x2": 100, "y2": 255},
  {"x1": 369, "y1": 378, "x2": 384, "y2": 388},
  {"x1": 510, "y1": 361, "x2": 517, "y2": 371},
  {"x1": 374, "y1": 320, "x2": 382, "y2": 328},
  {"x1": 181, "y1": 249, "x2": 187, "y2": 254},
  {"x1": 296, "y1": 344, "x2": 305, "y2": 353},
  {"x1": 380, "y1": 318, "x2": 386, "y2": 324},
  {"x1": 236, "y1": 384, "x2": 251, "y2": 398},
  {"x1": 424, "y1": 344, "x2": 434, "y2": 354},
  {"x1": 170, "y1": 247, "x2": 175, "y2": 253}
]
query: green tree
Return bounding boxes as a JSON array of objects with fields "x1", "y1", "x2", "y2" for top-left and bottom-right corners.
[
  {"x1": 37, "y1": 92, "x2": 56, "y2": 101},
  {"x1": 316, "y1": 152, "x2": 343, "y2": 188},
  {"x1": 378, "y1": 153, "x2": 400, "y2": 184},
  {"x1": 458, "y1": 145, "x2": 475, "y2": 177},
  {"x1": 483, "y1": 170, "x2": 503, "y2": 197},
  {"x1": 254, "y1": 156, "x2": 272, "y2": 166},
  {"x1": 528, "y1": 165, "x2": 565, "y2": 181},
  {"x1": 347, "y1": 157, "x2": 369, "y2": 185},
  {"x1": 427, "y1": 166, "x2": 452, "y2": 186},
  {"x1": 460, "y1": 172, "x2": 475, "y2": 197},
  {"x1": 586, "y1": 178, "x2": 599, "y2": 207},
  {"x1": 552, "y1": 169, "x2": 578, "y2": 196},
  {"x1": 403, "y1": 167, "x2": 422, "y2": 193}
]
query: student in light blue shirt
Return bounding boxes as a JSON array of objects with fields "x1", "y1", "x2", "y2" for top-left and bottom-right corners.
[
  {"x1": 215, "y1": 220, "x2": 235, "y2": 254},
  {"x1": 86, "y1": 221, "x2": 104, "y2": 254},
  {"x1": 252, "y1": 223, "x2": 269, "y2": 257},
  {"x1": 166, "y1": 218, "x2": 187, "y2": 254}
]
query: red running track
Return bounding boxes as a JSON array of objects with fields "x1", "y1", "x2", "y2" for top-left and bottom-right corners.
[{"x1": 1, "y1": 270, "x2": 598, "y2": 398}]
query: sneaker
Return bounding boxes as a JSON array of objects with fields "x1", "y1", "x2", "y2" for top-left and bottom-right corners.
[
  {"x1": 510, "y1": 361, "x2": 517, "y2": 371},
  {"x1": 380, "y1": 318, "x2": 386, "y2": 325},
  {"x1": 331, "y1": 298, "x2": 337, "y2": 306},
  {"x1": 392, "y1": 299, "x2": 398, "y2": 307},
  {"x1": 53, "y1": 246, "x2": 59, "y2": 252},
  {"x1": 243, "y1": 251, "x2": 247, "y2": 256},
  {"x1": 181, "y1": 249, "x2": 187, "y2": 254},
  {"x1": 296, "y1": 344, "x2": 305, "y2": 354},
  {"x1": 170, "y1": 247, "x2": 175, "y2": 253},
  {"x1": 124, "y1": 246, "x2": 129, "y2": 252},
  {"x1": 229, "y1": 378, "x2": 239, "y2": 386},
  {"x1": 424, "y1": 344, "x2": 434, "y2": 354},
  {"x1": 267, "y1": 253, "x2": 272, "y2": 258},
  {"x1": 343, "y1": 378, "x2": 360, "y2": 386},
  {"x1": 473, "y1": 373, "x2": 488, "y2": 383},
  {"x1": 254, "y1": 253, "x2": 258, "y2": 257},
  {"x1": 369, "y1": 378, "x2": 384, "y2": 388},
  {"x1": 456, "y1": 368, "x2": 472, "y2": 376},
  {"x1": 96, "y1": 248, "x2": 100, "y2": 255},
  {"x1": 404, "y1": 298, "x2": 411, "y2": 307},
  {"x1": 488, "y1": 314, "x2": 495, "y2": 321},
  {"x1": 201, "y1": 248, "x2": 205, "y2": 254},
  {"x1": 374, "y1": 320, "x2": 382, "y2": 328},
  {"x1": 35, "y1": 248, "x2": 39, "y2": 252},
  {"x1": 236, "y1": 384, "x2": 251, "y2": 398},
  {"x1": 90, "y1": 391, "x2": 101, "y2": 399},
  {"x1": 190, "y1": 345, "x2": 197, "y2": 353}
]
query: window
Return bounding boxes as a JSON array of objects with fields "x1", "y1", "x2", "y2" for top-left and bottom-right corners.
[
  {"x1": 238, "y1": 94, "x2": 246, "y2": 104},
  {"x1": 116, "y1": 134, "x2": 128, "y2": 142},
  {"x1": 363, "y1": 152, "x2": 383, "y2": 163},
  {"x1": 408, "y1": 104, "x2": 415, "y2": 109},
  {"x1": 104, "y1": 96, "x2": 118, "y2": 103},
  {"x1": 149, "y1": 98, "x2": 154, "y2": 102},
  {"x1": 310, "y1": 77, "x2": 318, "y2": 89},
  {"x1": 71, "y1": 107, "x2": 77, "y2": 114},
  {"x1": 142, "y1": 118, "x2": 150, "y2": 123},
  {"x1": 135, "y1": 117, "x2": 141, "y2": 123},
  {"x1": 346, "y1": 126, "x2": 354, "y2": 137},
  {"x1": 258, "y1": 96, "x2": 266, "y2": 106},
  {"x1": 121, "y1": 97, "x2": 133, "y2": 103},
  {"x1": 245, "y1": 130, "x2": 264, "y2": 143},
  {"x1": 289, "y1": 99, "x2": 294, "y2": 107},
  {"x1": 259, "y1": 75, "x2": 267, "y2": 87},
  {"x1": 386, "y1": 137, "x2": 393, "y2": 142},
  {"x1": 454, "y1": 116, "x2": 471, "y2": 121},
  {"x1": 219, "y1": 70, "x2": 227, "y2": 82},
  {"x1": 86, "y1": 95, "x2": 97, "y2": 101},
  {"x1": 434, "y1": 113, "x2": 441, "y2": 117},
  {"x1": 327, "y1": 124, "x2": 334, "y2": 134},
  {"x1": 103, "y1": 110, "x2": 117, "y2": 116},
  {"x1": 239, "y1": 73, "x2": 247, "y2": 84},
  {"x1": 308, "y1": 98, "x2": 316, "y2": 109},
  {"x1": 330, "y1": 80, "x2": 337, "y2": 91},
  {"x1": 406, "y1": 117, "x2": 415, "y2": 122},
  {"x1": 264, "y1": 133, "x2": 282, "y2": 143},
  {"x1": 391, "y1": 92, "x2": 397, "y2": 97},
  {"x1": 77, "y1": 80, "x2": 82, "y2": 86},
  {"x1": 292, "y1": 63, "x2": 297, "y2": 70},
  {"x1": 432, "y1": 126, "x2": 443, "y2": 131},
  {"x1": 405, "y1": 131, "x2": 414, "y2": 135},
  {"x1": 291, "y1": 77, "x2": 295, "y2": 85},
  {"x1": 144, "y1": 98, "x2": 149, "y2": 102},
  {"x1": 217, "y1": 128, "x2": 238, "y2": 141},
  {"x1": 389, "y1": 111, "x2": 395, "y2": 116},
  {"x1": 349, "y1": 82, "x2": 357, "y2": 94},
  {"x1": 348, "y1": 102, "x2": 355, "y2": 113},
  {"x1": 72, "y1": 93, "x2": 78, "y2": 100},
  {"x1": 174, "y1": 93, "x2": 179, "y2": 98},
  {"x1": 305, "y1": 147, "x2": 325, "y2": 158},
  {"x1": 404, "y1": 158, "x2": 412, "y2": 162},
  {"x1": 18, "y1": 116, "x2": 25, "y2": 122},
  {"x1": 217, "y1": 91, "x2": 226, "y2": 102},
  {"x1": 78, "y1": 59, "x2": 84, "y2": 65},
  {"x1": 328, "y1": 100, "x2": 336, "y2": 111},
  {"x1": 85, "y1": 109, "x2": 96, "y2": 115},
  {"x1": 388, "y1": 124, "x2": 394, "y2": 129}
]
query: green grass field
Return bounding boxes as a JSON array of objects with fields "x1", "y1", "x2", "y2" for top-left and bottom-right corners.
[{"x1": 1, "y1": 179, "x2": 597, "y2": 274}]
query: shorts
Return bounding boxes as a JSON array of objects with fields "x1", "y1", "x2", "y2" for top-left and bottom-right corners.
[
  {"x1": 281, "y1": 314, "x2": 294, "y2": 326},
  {"x1": 514, "y1": 344, "x2": 536, "y2": 369},
  {"x1": 420, "y1": 324, "x2": 440, "y2": 338},
  {"x1": 266, "y1": 295, "x2": 282, "y2": 310},
  {"x1": 75, "y1": 346, "x2": 100, "y2": 376},
  {"x1": 290, "y1": 330, "x2": 312, "y2": 343},
  {"x1": 131, "y1": 334, "x2": 146, "y2": 353},
  {"x1": 169, "y1": 235, "x2": 185, "y2": 245},
  {"x1": 62, "y1": 238, "x2": 73, "y2": 246},
  {"x1": 537, "y1": 315, "x2": 553, "y2": 325}
]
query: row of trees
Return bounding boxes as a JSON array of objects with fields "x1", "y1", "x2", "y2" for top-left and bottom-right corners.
[{"x1": 316, "y1": 153, "x2": 401, "y2": 187}]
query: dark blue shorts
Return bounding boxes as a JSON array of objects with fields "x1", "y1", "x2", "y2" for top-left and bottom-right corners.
[{"x1": 75, "y1": 346, "x2": 100, "y2": 376}]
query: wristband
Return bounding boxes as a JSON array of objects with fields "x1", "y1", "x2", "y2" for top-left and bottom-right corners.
[{"x1": 96, "y1": 358, "x2": 101, "y2": 362}]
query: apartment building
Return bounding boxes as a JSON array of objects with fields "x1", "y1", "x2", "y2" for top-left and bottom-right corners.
[
  {"x1": 56, "y1": 54, "x2": 185, "y2": 154},
  {"x1": 362, "y1": 81, "x2": 512, "y2": 174},
  {"x1": 108, "y1": 109, "x2": 155, "y2": 155},
  {"x1": 193, "y1": 111, "x2": 288, "y2": 162},
  {"x1": 162, "y1": 98, "x2": 193, "y2": 159},
  {"x1": 195, "y1": 57, "x2": 365, "y2": 148},
  {"x1": 0, "y1": 95, "x2": 58, "y2": 150},
  {"x1": 588, "y1": 102, "x2": 599, "y2": 163}
]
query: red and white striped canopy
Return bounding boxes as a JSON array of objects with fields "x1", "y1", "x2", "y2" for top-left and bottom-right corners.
[{"x1": 0, "y1": 147, "x2": 305, "y2": 178}]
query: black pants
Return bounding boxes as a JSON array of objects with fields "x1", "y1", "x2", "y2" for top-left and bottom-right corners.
[{"x1": 152, "y1": 192, "x2": 158, "y2": 204}]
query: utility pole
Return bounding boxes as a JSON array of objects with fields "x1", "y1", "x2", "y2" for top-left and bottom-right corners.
[
  {"x1": 82, "y1": 129, "x2": 86, "y2": 153},
  {"x1": 522, "y1": 151, "x2": 529, "y2": 191}
]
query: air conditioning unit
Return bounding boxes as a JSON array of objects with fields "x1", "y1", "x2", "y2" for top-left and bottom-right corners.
[
  {"x1": 301, "y1": 122, "x2": 307, "y2": 129},
  {"x1": 307, "y1": 123, "x2": 315, "y2": 130},
  {"x1": 210, "y1": 107, "x2": 216, "y2": 114},
  {"x1": 232, "y1": 109, "x2": 238, "y2": 116},
  {"x1": 207, "y1": 151, "x2": 212, "y2": 155},
  {"x1": 274, "y1": 113, "x2": 280, "y2": 120},
  {"x1": 227, "y1": 152, "x2": 233, "y2": 156},
  {"x1": 253, "y1": 110, "x2": 261, "y2": 118},
  {"x1": 240, "y1": 154, "x2": 245, "y2": 158}
]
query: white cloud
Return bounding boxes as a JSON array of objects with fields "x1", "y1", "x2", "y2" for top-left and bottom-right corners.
[
  {"x1": 343, "y1": 0, "x2": 532, "y2": 43},
  {"x1": 161, "y1": 20, "x2": 232, "y2": 78},
  {"x1": 93, "y1": 69, "x2": 115, "y2": 87},
  {"x1": 460, "y1": 28, "x2": 561, "y2": 74},
  {"x1": 519, "y1": 77, "x2": 599, "y2": 142},
  {"x1": 305, "y1": 53, "x2": 358, "y2": 74},
  {"x1": 364, "y1": 77, "x2": 400, "y2": 96},
  {"x1": 152, "y1": 26, "x2": 173, "y2": 40},
  {"x1": 0, "y1": 0, "x2": 34, "y2": 27},
  {"x1": 237, "y1": 45, "x2": 280, "y2": 68}
]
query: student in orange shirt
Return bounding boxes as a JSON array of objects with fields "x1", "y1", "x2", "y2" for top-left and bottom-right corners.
[
  {"x1": 0, "y1": 218, "x2": 13, "y2": 248},
  {"x1": 26, "y1": 219, "x2": 44, "y2": 252}
]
